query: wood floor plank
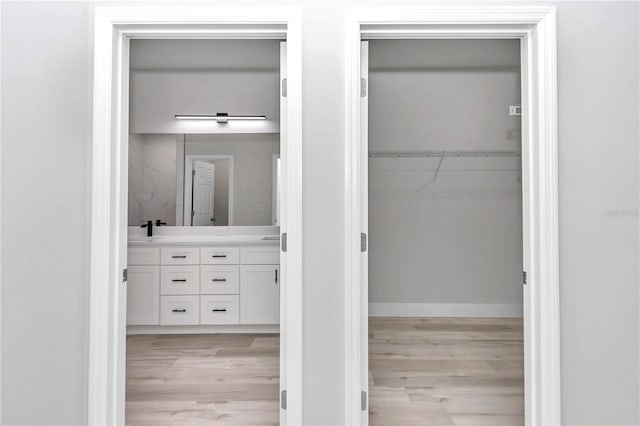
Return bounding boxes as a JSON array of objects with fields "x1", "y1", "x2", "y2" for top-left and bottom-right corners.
[
  {"x1": 126, "y1": 334, "x2": 279, "y2": 426},
  {"x1": 126, "y1": 318, "x2": 523, "y2": 425},
  {"x1": 369, "y1": 317, "x2": 524, "y2": 426}
]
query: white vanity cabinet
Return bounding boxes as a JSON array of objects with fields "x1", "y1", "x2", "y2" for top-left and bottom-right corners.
[
  {"x1": 240, "y1": 265, "x2": 280, "y2": 324},
  {"x1": 127, "y1": 243, "x2": 279, "y2": 332},
  {"x1": 239, "y1": 247, "x2": 280, "y2": 324},
  {"x1": 126, "y1": 248, "x2": 160, "y2": 325}
]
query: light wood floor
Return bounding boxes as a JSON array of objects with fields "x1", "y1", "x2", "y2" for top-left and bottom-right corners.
[
  {"x1": 126, "y1": 333, "x2": 280, "y2": 426},
  {"x1": 369, "y1": 317, "x2": 524, "y2": 426},
  {"x1": 126, "y1": 318, "x2": 523, "y2": 426}
]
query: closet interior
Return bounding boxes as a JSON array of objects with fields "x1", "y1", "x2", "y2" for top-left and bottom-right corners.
[{"x1": 366, "y1": 39, "x2": 525, "y2": 426}]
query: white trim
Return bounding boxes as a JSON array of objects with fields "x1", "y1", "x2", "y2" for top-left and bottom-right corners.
[
  {"x1": 175, "y1": 135, "x2": 185, "y2": 225},
  {"x1": 369, "y1": 303, "x2": 523, "y2": 318},
  {"x1": 184, "y1": 154, "x2": 235, "y2": 226},
  {"x1": 344, "y1": 6, "x2": 560, "y2": 426},
  {"x1": 89, "y1": 7, "x2": 303, "y2": 426},
  {"x1": 0, "y1": 3, "x2": 3, "y2": 420},
  {"x1": 272, "y1": 153, "x2": 281, "y2": 226}
]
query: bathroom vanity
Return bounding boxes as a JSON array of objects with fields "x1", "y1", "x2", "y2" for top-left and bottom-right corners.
[
  {"x1": 126, "y1": 60, "x2": 283, "y2": 334},
  {"x1": 126, "y1": 232, "x2": 280, "y2": 334}
]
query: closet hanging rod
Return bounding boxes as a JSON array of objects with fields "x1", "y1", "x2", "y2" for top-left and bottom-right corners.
[{"x1": 368, "y1": 149, "x2": 521, "y2": 158}]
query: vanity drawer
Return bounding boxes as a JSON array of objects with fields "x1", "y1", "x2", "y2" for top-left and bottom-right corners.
[
  {"x1": 200, "y1": 295, "x2": 240, "y2": 325},
  {"x1": 128, "y1": 247, "x2": 160, "y2": 265},
  {"x1": 200, "y1": 247, "x2": 240, "y2": 265},
  {"x1": 161, "y1": 265, "x2": 200, "y2": 295},
  {"x1": 240, "y1": 246, "x2": 280, "y2": 265},
  {"x1": 160, "y1": 296, "x2": 199, "y2": 325},
  {"x1": 200, "y1": 265, "x2": 240, "y2": 294},
  {"x1": 161, "y1": 247, "x2": 199, "y2": 265}
]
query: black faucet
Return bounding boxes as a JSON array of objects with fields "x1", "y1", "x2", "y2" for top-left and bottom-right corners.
[{"x1": 141, "y1": 220, "x2": 153, "y2": 237}]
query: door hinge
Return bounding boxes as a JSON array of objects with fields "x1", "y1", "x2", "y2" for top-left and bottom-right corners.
[
  {"x1": 361, "y1": 233, "x2": 367, "y2": 252},
  {"x1": 361, "y1": 390, "x2": 367, "y2": 411},
  {"x1": 282, "y1": 78, "x2": 287, "y2": 97},
  {"x1": 360, "y1": 78, "x2": 367, "y2": 97},
  {"x1": 523, "y1": 270, "x2": 527, "y2": 285},
  {"x1": 281, "y1": 390, "x2": 287, "y2": 410},
  {"x1": 122, "y1": 268, "x2": 128, "y2": 283},
  {"x1": 191, "y1": 210, "x2": 195, "y2": 217},
  {"x1": 509, "y1": 105, "x2": 522, "y2": 116},
  {"x1": 281, "y1": 233, "x2": 287, "y2": 252}
]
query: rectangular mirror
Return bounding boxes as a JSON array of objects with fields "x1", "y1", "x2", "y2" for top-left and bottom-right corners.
[{"x1": 128, "y1": 133, "x2": 280, "y2": 227}]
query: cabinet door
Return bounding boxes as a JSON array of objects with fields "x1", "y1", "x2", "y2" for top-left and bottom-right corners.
[
  {"x1": 160, "y1": 265, "x2": 200, "y2": 295},
  {"x1": 201, "y1": 247, "x2": 240, "y2": 265},
  {"x1": 127, "y1": 265, "x2": 160, "y2": 325},
  {"x1": 161, "y1": 247, "x2": 199, "y2": 265},
  {"x1": 240, "y1": 265, "x2": 280, "y2": 324},
  {"x1": 201, "y1": 295, "x2": 240, "y2": 325},
  {"x1": 201, "y1": 265, "x2": 240, "y2": 295},
  {"x1": 160, "y1": 295, "x2": 199, "y2": 325}
]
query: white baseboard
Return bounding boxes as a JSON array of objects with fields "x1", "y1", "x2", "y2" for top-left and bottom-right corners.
[{"x1": 369, "y1": 303, "x2": 523, "y2": 318}]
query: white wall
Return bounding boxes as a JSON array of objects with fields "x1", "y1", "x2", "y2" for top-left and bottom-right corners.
[
  {"x1": 129, "y1": 39, "x2": 281, "y2": 134},
  {"x1": 368, "y1": 39, "x2": 523, "y2": 313},
  {"x1": 130, "y1": 71, "x2": 281, "y2": 134},
  {"x1": 1, "y1": 2, "x2": 91, "y2": 424},
  {"x1": 555, "y1": 3, "x2": 639, "y2": 423},
  {"x1": 130, "y1": 39, "x2": 281, "y2": 70},
  {"x1": 1, "y1": 2, "x2": 638, "y2": 426}
]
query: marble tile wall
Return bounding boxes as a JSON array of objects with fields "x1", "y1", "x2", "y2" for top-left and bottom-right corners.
[{"x1": 128, "y1": 134, "x2": 178, "y2": 226}]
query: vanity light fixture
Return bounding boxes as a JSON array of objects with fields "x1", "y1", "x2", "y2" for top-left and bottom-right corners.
[{"x1": 174, "y1": 113, "x2": 266, "y2": 123}]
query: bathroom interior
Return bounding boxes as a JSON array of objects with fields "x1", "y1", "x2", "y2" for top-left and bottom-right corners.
[{"x1": 125, "y1": 38, "x2": 283, "y2": 424}]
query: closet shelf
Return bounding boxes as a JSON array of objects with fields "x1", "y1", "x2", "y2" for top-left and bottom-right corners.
[{"x1": 368, "y1": 149, "x2": 521, "y2": 158}]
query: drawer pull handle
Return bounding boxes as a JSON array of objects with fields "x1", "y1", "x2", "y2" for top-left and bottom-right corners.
[
  {"x1": 212, "y1": 278, "x2": 227, "y2": 282},
  {"x1": 171, "y1": 309, "x2": 187, "y2": 313},
  {"x1": 171, "y1": 255, "x2": 187, "y2": 259},
  {"x1": 211, "y1": 255, "x2": 227, "y2": 258},
  {"x1": 212, "y1": 308, "x2": 227, "y2": 312},
  {"x1": 171, "y1": 279, "x2": 187, "y2": 282}
]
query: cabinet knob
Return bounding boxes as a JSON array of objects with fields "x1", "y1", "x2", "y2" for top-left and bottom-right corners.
[{"x1": 171, "y1": 309, "x2": 187, "y2": 313}]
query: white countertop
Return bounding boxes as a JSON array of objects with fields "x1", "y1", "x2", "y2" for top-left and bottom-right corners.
[{"x1": 128, "y1": 234, "x2": 280, "y2": 247}]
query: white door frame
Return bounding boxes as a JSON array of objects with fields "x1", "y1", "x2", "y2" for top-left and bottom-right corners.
[
  {"x1": 184, "y1": 154, "x2": 235, "y2": 226},
  {"x1": 344, "y1": 6, "x2": 560, "y2": 426},
  {"x1": 273, "y1": 153, "x2": 281, "y2": 226},
  {"x1": 89, "y1": 7, "x2": 302, "y2": 425}
]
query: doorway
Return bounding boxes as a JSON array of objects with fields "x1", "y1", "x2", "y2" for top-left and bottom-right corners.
[
  {"x1": 125, "y1": 38, "x2": 283, "y2": 424},
  {"x1": 184, "y1": 155, "x2": 235, "y2": 226},
  {"x1": 365, "y1": 37, "x2": 524, "y2": 424},
  {"x1": 344, "y1": 7, "x2": 560, "y2": 426},
  {"x1": 89, "y1": 8, "x2": 302, "y2": 426}
]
